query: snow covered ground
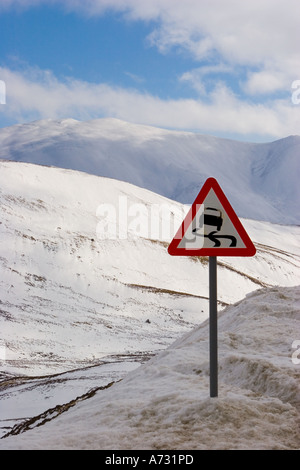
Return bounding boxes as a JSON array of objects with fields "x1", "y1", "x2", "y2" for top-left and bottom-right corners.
[
  {"x1": 1, "y1": 285, "x2": 299, "y2": 450},
  {"x1": 0, "y1": 160, "x2": 299, "y2": 374},
  {"x1": 0, "y1": 160, "x2": 299, "y2": 449}
]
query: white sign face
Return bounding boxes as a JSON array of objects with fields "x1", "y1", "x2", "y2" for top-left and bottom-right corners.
[{"x1": 178, "y1": 188, "x2": 247, "y2": 250}]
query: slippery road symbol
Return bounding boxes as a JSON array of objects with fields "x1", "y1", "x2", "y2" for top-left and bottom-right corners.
[
  {"x1": 205, "y1": 231, "x2": 237, "y2": 247},
  {"x1": 168, "y1": 177, "x2": 256, "y2": 257},
  {"x1": 192, "y1": 207, "x2": 237, "y2": 247}
]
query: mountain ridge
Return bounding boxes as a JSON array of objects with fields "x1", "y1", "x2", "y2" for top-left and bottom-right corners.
[{"x1": 0, "y1": 118, "x2": 299, "y2": 225}]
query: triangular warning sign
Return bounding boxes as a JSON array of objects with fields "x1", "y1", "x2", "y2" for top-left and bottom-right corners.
[{"x1": 168, "y1": 178, "x2": 256, "y2": 257}]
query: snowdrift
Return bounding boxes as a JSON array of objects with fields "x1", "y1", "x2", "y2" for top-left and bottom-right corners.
[{"x1": 1, "y1": 286, "x2": 299, "y2": 450}]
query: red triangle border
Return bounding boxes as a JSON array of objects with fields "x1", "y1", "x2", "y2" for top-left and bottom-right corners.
[{"x1": 168, "y1": 177, "x2": 256, "y2": 257}]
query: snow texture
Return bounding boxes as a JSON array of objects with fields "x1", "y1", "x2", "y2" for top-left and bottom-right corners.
[
  {"x1": 1, "y1": 286, "x2": 299, "y2": 450},
  {"x1": 0, "y1": 160, "x2": 299, "y2": 378},
  {"x1": 0, "y1": 159, "x2": 299, "y2": 449}
]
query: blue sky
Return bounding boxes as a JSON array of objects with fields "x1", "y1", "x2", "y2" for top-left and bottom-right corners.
[
  {"x1": 0, "y1": 0, "x2": 299, "y2": 141},
  {"x1": 0, "y1": 6, "x2": 194, "y2": 97}
]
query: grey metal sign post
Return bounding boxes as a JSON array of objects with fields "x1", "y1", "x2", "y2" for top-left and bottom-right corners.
[
  {"x1": 168, "y1": 178, "x2": 256, "y2": 398},
  {"x1": 209, "y1": 256, "x2": 218, "y2": 397}
]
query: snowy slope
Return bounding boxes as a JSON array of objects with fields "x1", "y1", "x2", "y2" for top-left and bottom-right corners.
[
  {"x1": 0, "y1": 161, "x2": 299, "y2": 447},
  {"x1": 0, "y1": 160, "x2": 299, "y2": 375},
  {"x1": 0, "y1": 118, "x2": 299, "y2": 224},
  {"x1": 1, "y1": 286, "x2": 299, "y2": 450}
]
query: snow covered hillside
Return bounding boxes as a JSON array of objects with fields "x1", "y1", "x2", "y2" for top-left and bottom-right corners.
[
  {"x1": 0, "y1": 160, "x2": 299, "y2": 374},
  {"x1": 1, "y1": 286, "x2": 299, "y2": 450},
  {"x1": 0, "y1": 118, "x2": 299, "y2": 224},
  {"x1": 0, "y1": 160, "x2": 299, "y2": 448}
]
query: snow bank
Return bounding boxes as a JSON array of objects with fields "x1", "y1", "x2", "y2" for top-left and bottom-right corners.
[{"x1": 1, "y1": 286, "x2": 299, "y2": 450}]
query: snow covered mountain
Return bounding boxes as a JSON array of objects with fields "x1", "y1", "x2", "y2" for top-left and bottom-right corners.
[
  {"x1": 0, "y1": 160, "x2": 299, "y2": 447},
  {"x1": 0, "y1": 118, "x2": 299, "y2": 225}
]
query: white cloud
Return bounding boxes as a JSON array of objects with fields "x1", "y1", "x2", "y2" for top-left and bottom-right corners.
[
  {"x1": 2, "y1": 1, "x2": 299, "y2": 62},
  {"x1": 180, "y1": 64, "x2": 233, "y2": 96},
  {"x1": 1, "y1": 65, "x2": 299, "y2": 140},
  {"x1": 2, "y1": 1, "x2": 299, "y2": 97},
  {"x1": 0, "y1": 1, "x2": 299, "y2": 139},
  {"x1": 245, "y1": 70, "x2": 286, "y2": 96},
  {"x1": 75, "y1": 1, "x2": 300, "y2": 71}
]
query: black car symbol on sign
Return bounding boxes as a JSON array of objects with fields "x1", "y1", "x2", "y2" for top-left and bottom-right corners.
[
  {"x1": 201, "y1": 207, "x2": 223, "y2": 232},
  {"x1": 192, "y1": 206, "x2": 237, "y2": 247}
]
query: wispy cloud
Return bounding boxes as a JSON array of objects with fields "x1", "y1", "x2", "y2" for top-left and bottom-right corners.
[
  {"x1": 2, "y1": 1, "x2": 299, "y2": 97},
  {"x1": 179, "y1": 64, "x2": 234, "y2": 96},
  {"x1": 2, "y1": 1, "x2": 299, "y2": 65},
  {"x1": 0, "y1": 1, "x2": 299, "y2": 139},
  {"x1": 124, "y1": 71, "x2": 145, "y2": 84},
  {"x1": 1, "y1": 65, "x2": 299, "y2": 139}
]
